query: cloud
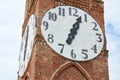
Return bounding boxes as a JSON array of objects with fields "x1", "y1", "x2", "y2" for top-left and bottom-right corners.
[
  {"x1": 109, "y1": 59, "x2": 120, "y2": 80},
  {"x1": 104, "y1": 0, "x2": 120, "y2": 35},
  {"x1": 104, "y1": 0, "x2": 120, "y2": 80},
  {"x1": 0, "y1": 0, "x2": 25, "y2": 80}
]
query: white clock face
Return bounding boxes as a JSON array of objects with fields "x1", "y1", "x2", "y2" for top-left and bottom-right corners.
[
  {"x1": 40, "y1": 6, "x2": 104, "y2": 61},
  {"x1": 19, "y1": 14, "x2": 37, "y2": 77}
]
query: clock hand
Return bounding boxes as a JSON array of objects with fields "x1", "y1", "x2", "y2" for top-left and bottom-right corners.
[
  {"x1": 23, "y1": 26, "x2": 29, "y2": 61},
  {"x1": 66, "y1": 16, "x2": 82, "y2": 45}
]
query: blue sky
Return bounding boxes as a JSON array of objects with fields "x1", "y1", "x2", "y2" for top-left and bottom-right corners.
[
  {"x1": 0, "y1": 0, "x2": 120, "y2": 80},
  {"x1": 104, "y1": 0, "x2": 120, "y2": 79}
]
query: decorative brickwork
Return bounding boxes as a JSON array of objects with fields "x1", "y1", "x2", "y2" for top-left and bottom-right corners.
[{"x1": 18, "y1": 0, "x2": 109, "y2": 80}]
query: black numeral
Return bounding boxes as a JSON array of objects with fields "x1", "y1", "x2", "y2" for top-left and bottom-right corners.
[
  {"x1": 96, "y1": 33, "x2": 102, "y2": 42},
  {"x1": 58, "y1": 43, "x2": 65, "y2": 53},
  {"x1": 31, "y1": 17, "x2": 35, "y2": 26},
  {"x1": 91, "y1": 45, "x2": 97, "y2": 54},
  {"x1": 82, "y1": 49, "x2": 88, "y2": 59},
  {"x1": 20, "y1": 41, "x2": 24, "y2": 53},
  {"x1": 84, "y1": 14, "x2": 87, "y2": 22},
  {"x1": 69, "y1": 7, "x2": 78, "y2": 17},
  {"x1": 71, "y1": 49, "x2": 76, "y2": 59},
  {"x1": 48, "y1": 34, "x2": 54, "y2": 43},
  {"x1": 24, "y1": 26, "x2": 29, "y2": 61},
  {"x1": 92, "y1": 22, "x2": 98, "y2": 31},
  {"x1": 49, "y1": 12, "x2": 57, "y2": 21},
  {"x1": 20, "y1": 64, "x2": 25, "y2": 71},
  {"x1": 32, "y1": 26, "x2": 35, "y2": 35},
  {"x1": 59, "y1": 7, "x2": 65, "y2": 16},
  {"x1": 43, "y1": 21, "x2": 49, "y2": 30}
]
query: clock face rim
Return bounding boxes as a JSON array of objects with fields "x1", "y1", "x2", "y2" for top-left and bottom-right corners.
[
  {"x1": 40, "y1": 5, "x2": 104, "y2": 61},
  {"x1": 18, "y1": 14, "x2": 37, "y2": 77}
]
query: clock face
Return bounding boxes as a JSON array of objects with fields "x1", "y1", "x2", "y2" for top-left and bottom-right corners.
[
  {"x1": 40, "y1": 6, "x2": 104, "y2": 61},
  {"x1": 19, "y1": 14, "x2": 37, "y2": 77}
]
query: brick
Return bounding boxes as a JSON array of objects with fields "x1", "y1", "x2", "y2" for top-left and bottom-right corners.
[{"x1": 18, "y1": 0, "x2": 109, "y2": 80}]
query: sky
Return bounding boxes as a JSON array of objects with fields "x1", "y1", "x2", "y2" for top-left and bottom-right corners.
[{"x1": 0, "y1": 0, "x2": 120, "y2": 80}]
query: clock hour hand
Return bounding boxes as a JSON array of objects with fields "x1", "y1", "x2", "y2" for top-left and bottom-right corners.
[
  {"x1": 23, "y1": 26, "x2": 29, "y2": 61},
  {"x1": 66, "y1": 16, "x2": 82, "y2": 45}
]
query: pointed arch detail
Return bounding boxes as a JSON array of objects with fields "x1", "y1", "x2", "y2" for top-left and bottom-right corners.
[{"x1": 51, "y1": 61, "x2": 92, "y2": 80}]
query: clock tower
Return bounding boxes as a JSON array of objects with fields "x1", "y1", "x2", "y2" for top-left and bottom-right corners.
[{"x1": 18, "y1": 0, "x2": 109, "y2": 80}]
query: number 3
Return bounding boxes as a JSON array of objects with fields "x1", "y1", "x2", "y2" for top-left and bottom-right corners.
[{"x1": 96, "y1": 33, "x2": 102, "y2": 42}]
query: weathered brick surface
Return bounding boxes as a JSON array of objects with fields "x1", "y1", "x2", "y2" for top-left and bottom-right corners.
[{"x1": 18, "y1": 0, "x2": 109, "y2": 80}]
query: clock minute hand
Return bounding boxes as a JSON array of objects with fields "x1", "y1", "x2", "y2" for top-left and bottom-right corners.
[{"x1": 66, "y1": 17, "x2": 82, "y2": 45}]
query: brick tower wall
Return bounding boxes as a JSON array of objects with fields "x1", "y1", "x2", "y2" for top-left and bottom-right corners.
[{"x1": 18, "y1": 0, "x2": 109, "y2": 80}]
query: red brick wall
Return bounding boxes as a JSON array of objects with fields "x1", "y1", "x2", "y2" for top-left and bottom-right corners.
[{"x1": 18, "y1": 0, "x2": 109, "y2": 80}]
